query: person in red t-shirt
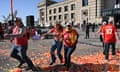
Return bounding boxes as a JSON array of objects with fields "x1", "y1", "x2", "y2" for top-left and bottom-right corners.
[
  {"x1": 4, "y1": 17, "x2": 36, "y2": 71},
  {"x1": 43, "y1": 21, "x2": 63, "y2": 65},
  {"x1": 101, "y1": 20, "x2": 119, "y2": 62},
  {"x1": 62, "y1": 22, "x2": 79, "y2": 71}
]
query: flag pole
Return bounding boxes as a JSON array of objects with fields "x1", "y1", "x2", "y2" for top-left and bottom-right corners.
[{"x1": 10, "y1": 0, "x2": 14, "y2": 25}]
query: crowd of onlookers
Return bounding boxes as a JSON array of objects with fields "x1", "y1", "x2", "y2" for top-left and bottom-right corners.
[{"x1": 0, "y1": 20, "x2": 119, "y2": 40}]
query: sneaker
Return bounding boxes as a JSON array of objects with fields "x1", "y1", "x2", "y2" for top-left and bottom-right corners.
[
  {"x1": 63, "y1": 63, "x2": 66, "y2": 66},
  {"x1": 112, "y1": 55, "x2": 115, "y2": 59},
  {"x1": 66, "y1": 67, "x2": 69, "y2": 71},
  {"x1": 104, "y1": 60, "x2": 108, "y2": 63},
  {"x1": 25, "y1": 66, "x2": 37, "y2": 71},
  {"x1": 49, "y1": 61, "x2": 55, "y2": 65},
  {"x1": 17, "y1": 62, "x2": 25, "y2": 68},
  {"x1": 103, "y1": 51, "x2": 105, "y2": 55},
  {"x1": 31, "y1": 67, "x2": 38, "y2": 71}
]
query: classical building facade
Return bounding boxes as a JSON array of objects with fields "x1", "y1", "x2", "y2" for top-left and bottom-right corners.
[{"x1": 37, "y1": 0, "x2": 120, "y2": 26}]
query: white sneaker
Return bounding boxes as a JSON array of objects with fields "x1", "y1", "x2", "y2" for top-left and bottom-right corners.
[
  {"x1": 112, "y1": 55, "x2": 115, "y2": 59},
  {"x1": 105, "y1": 60, "x2": 108, "y2": 63}
]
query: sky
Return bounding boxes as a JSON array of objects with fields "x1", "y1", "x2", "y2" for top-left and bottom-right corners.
[{"x1": 0, "y1": 0, "x2": 63, "y2": 24}]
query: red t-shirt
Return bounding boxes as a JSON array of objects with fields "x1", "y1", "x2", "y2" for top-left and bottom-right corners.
[
  {"x1": 13, "y1": 26, "x2": 28, "y2": 46},
  {"x1": 63, "y1": 29, "x2": 78, "y2": 47},
  {"x1": 102, "y1": 23, "x2": 117, "y2": 43},
  {"x1": 49, "y1": 28, "x2": 63, "y2": 41}
]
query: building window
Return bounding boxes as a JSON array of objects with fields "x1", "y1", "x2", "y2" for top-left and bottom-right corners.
[
  {"x1": 59, "y1": 15, "x2": 62, "y2": 20},
  {"x1": 40, "y1": 9, "x2": 44, "y2": 12},
  {"x1": 49, "y1": 16, "x2": 52, "y2": 21},
  {"x1": 64, "y1": 14, "x2": 68, "y2": 19},
  {"x1": 58, "y1": 7, "x2": 62, "y2": 13},
  {"x1": 54, "y1": 8, "x2": 56, "y2": 14},
  {"x1": 71, "y1": 4, "x2": 75, "y2": 10},
  {"x1": 41, "y1": 12, "x2": 44, "y2": 16},
  {"x1": 54, "y1": 16, "x2": 56, "y2": 20},
  {"x1": 64, "y1": 6, "x2": 68, "y2": 12},
  {"x1": 82, "y1": 0, "x2": 88, "y2": 6},
  {"x1": 115, "y1": 0, "x2": 120, "y2": 8},
  {"x1": 49, "y1": 10, "x2": 52, "y2": 14},
  {"x1": 40, "y1": 9, "x2": 44, "y2": 16},
  {"x1": 42, "y1": 18, "x2": 44, "y2": 21},
  {"x1": 71, "y1": 13, "x2": 75, "y2": 19}
]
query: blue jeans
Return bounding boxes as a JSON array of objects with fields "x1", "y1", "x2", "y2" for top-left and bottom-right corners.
[
  {"x1": 50, "y1": 40, "x2": 63, "y2": 62},
  {"x1": 64, "y1": 45, "x2": 76, "y2": 70},
  {"x1": 10, "y1": 45, "x2": 34, "y2": 68},
  {"x1": 104, "y1": 42, "x2": 116, "y2": 60}
]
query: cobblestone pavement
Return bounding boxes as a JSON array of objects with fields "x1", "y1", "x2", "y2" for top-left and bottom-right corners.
[{"x1": 0, "y1": 28, "x2": 120, "y2": 72}]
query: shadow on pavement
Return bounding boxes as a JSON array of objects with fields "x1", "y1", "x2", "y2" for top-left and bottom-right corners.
[{"x1": 37, "y1": 62, "x2": 119, "y2": 72}]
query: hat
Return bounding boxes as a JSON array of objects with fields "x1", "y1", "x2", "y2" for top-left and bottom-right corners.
[
  {"x1": 102, "y1": 21, "x2": 107, "y2": 25},
  {"x1": 55, "y1": 21, "x2": 60, "y2": 24},
  {"x1": 108, "y1": 19, "x2": 113, "y2": 23},
  {"x1": 66, "y1": 22, "x2": 72, "y2": 26}
]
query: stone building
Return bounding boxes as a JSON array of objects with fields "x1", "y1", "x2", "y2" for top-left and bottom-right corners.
[{"x1": 37, "y1": 0, "x2": 120, "y2": 26}]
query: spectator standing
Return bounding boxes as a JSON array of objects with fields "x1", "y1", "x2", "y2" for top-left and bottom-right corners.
[
  {"x1": 101, "y1": 20, "x2": 119, "y2": 62},
  {"x1": 92, "y1": 23, "x2": 95, "y2": 32},
  {"x1": 85, "y1": 23, "x2": 90, "y2": 39},
  {"x1": 7, "y1": 20, "x2": 15, "y2": 34}
]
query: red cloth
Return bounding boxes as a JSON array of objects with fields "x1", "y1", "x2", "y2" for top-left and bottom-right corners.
[
  {"x1": 49, "y1": 28, "x2": 63, "y2": 40},
  {"x1": 102, "y1": 23, "x2": 117, "y2": 43},
  {"x1": 63, "y1": 29, "x2": 78, "y2": 47},
  {"x1": 13, "y1": 26, "x2": 28, "y2": 46}
]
